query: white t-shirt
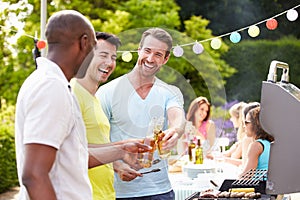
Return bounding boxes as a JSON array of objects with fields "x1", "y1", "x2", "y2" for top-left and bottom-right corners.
[{"x1": 15, "y1": 57, "x2": 92, "y2": 200}]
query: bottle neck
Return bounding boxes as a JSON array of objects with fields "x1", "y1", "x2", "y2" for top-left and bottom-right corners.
[{"x1": 197, "y1": 139, "x2": 201, "y2": 146}]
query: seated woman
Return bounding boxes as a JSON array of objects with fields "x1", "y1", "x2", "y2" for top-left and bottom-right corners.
[
  {"x1": 239, "y1": 106, "x2": 274, "y2": 177},
  {"x1": 223, "y1": 102, "x2": 259, "y2": 166},
  {"x1": 223, "y1": 101, "x2": 247, "y2": 159},
  {"x1": 186, "y1": 96, "x2": 216, "y2": 153}
]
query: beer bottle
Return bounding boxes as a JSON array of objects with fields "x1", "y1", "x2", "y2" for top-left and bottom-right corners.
[{"x1": 195, "y1": 139, "x2": 203, "y2": 164}]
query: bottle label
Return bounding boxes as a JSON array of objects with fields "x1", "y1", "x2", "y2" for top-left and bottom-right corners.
[{"x1": 195, "y1": 147, "x2": 203, "y2": 164}]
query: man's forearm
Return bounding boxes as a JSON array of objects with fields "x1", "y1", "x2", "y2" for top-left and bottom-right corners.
[
  {"x1": 88, "y1": 145, "x2": 124, "y2": 168},
  {"x1": 88, "y1": 140, "x2": 128, "y2": 148},
  {"x1": 23, "y1": 175, "x2": 57, "y2": 200}
]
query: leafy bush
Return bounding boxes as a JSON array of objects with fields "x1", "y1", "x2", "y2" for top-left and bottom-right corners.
[{"x1": 0, "y1": 99, "x2": 18, "y2": 193}]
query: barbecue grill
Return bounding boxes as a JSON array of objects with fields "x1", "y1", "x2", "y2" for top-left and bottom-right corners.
[
  {"x1": 260, "y1": 60, "x2": 300, "y2": 195},
  {"x1": 185, "y1": 60, "x2": 300, "y2": 200},
  {"x1": 185, "y1": 169, "x2": 270, "y2": 200}
]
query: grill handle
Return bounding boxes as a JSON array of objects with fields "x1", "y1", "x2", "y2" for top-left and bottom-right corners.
[{"x1": 267, "y1": 60, "x2": 289, "y2": 83}]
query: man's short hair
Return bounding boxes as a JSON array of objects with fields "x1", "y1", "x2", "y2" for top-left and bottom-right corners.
[{"x1": 95, "y1": 32, "x2": 121, "y2": 49}]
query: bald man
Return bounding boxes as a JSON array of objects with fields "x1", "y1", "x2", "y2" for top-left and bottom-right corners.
[{"x1": 15, "y1": 10, "x2": 150, "y2": 200}]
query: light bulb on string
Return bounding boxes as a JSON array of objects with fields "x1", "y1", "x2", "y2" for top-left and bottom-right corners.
[
  {"x1": 173, "y1": 45, "x2": 184, "y2": 57},
  {"x1": 210, "y1": 38, "x2": 221, "y2": 50},
  {"x1": 286, "y1": 9, "x2": 298, "y2": 21},
  {"x1": 266, "y1": 18, "x2": 278, "y2": 30},
  {"x1": 36, "y1": 40, "x2": 46, "y2": 49},
  {"x1": 122, "y1": 51, "x2": 132, "y2": 62},
  {"x1": 230, "y1": 32, "x2": 241, "y2": 43},
  {"x1": 192, "y1": 42, "x2": 204, "y2": 54},
  {"x1": 248, "y1": 25, "x2": 260, "y2": 37}
]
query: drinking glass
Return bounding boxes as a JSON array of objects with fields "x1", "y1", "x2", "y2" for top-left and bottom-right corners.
[
  {"x1": 138, "y1": 136, "x2": 156, "y2": 168},
  {"x1": 153, "y1": 117, "x2": 171, "y2": 159},
  {"x1": 157, "y1": 131, "x2": 171, "y2": 158},
  {"x1": 211, "y1": 146, "x2": 224, "y2": 173}
]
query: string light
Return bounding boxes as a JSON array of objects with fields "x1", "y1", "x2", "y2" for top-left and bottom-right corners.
[
  {"x1": 287, "y1": 9, "x2": 298, "y2": 21},
  {"x1": 121, "y1": 51, "x2": 133, "y2": 62},
  {"x1": 266, "y1": 18, "x2": 278, "y2": 30},
  {"x1": 210, "y1": 38, "x2": 222, "y2": 49},
  {"x1": 36, "y1": 40, "x2": 46, "y2": 49},
  {"x1": 230, "y1": 32, "x2": 241, "y2": 43},
  {"x1": 248, "y1": 25, "x2": 260, "y2": 37},
  {"x1": 0, "y1": 4, "x2": 299, "y2": 61},
  {"x1": 192, "y1": 42, "x2": 204, "y2": 54},
  {"x1": 173, "y1": 45, "x2": 184, "y2": 57}
]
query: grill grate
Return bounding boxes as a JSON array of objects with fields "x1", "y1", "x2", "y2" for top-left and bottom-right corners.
[{"x1": 232, "y1": 169, "x2": 268, "y2": 187}]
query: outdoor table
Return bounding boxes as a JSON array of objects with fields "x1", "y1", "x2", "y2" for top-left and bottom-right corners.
[{"x1": 168, "y1": 156, "x2": 240, "y2": 200}]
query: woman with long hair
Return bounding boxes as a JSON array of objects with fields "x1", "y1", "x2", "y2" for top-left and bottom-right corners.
[
  {"x1": 239, "y1": 106, "x2": 274, "y2": 177},
  {"x1": 223, "y1": 102, "x2": 259, "y2": 167},
  {"x1": 186, "y1": 96, "x2": 216, "y2": 150}
]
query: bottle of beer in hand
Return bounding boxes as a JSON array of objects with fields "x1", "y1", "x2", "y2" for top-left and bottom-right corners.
[
  {"x1": 188, "y1": 139, "x2": 196, "y2": 162},
  {"x1": 195, "y1": 139, "x2": 203, "y2": 164}
]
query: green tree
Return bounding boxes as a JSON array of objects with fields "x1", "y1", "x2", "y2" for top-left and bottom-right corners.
[
  {"x1": 44, "y1": 0, "x2": 131, "y2": 33},
  {"x1": 0, "y1": 1, "x2": 34, "y2": 105},
  {"x1": 119, "y1": 0, "x2": 181, "y2": 29}
]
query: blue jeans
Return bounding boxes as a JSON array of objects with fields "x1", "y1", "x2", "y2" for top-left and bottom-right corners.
[{"x1": 116, "y1": 190, "x2": 175, "y2": 200}]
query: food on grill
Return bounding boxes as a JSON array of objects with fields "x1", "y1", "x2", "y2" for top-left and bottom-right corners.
[
  {"x1": 193, "y1": 187, "x2": 264, "y2": 199},
  {"x1": 199, "y1": 189, "x2": 220, "y2": 198},
  {"x1": 217, "y1": 190, "x2": 261, "y2": 199},
  {"x1": 217, "y1": 191, "x2": 230, "y2": 198},
  {"x1": 244, "y1": 192, "x2": 255, "y2": 198},
  {"x1": 230, "y1": 191, "x2": 247, "y2": 198},
  {"x1": 244, "y1": 192, "x2": 262, "y2": 199}
]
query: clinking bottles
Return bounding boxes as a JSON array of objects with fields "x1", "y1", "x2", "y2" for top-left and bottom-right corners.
[
  {"x1": 188, "y1": 139, "x2": 196, "y2": 162},
  {"x1": 195, "y1": 139, "x2": 203, "y2": 164}
]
